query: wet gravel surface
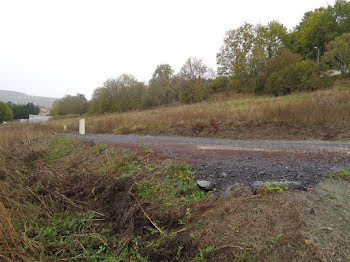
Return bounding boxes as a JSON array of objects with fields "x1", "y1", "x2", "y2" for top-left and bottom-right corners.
[{"x1": 61, "y1": 133, "x2": 350, "y2": 191}]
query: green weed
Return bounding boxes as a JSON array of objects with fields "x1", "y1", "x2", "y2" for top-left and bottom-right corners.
[
  {"x1": 175, "y1": 245, "x2": 184, "y2": 261},
  {"x1": 115, "y1": 238, "x2": 149, "y2": 262},
  {"x1": 263, "y1": 182, "x2": 288, "y2": 193},
  {"x1": 235, "y1": 252, "x2": 259, "y2": 262},
  {"x1": 26, "y1": 210, "x2": 115, "y2": 260},
  {"x1": 136, "y1": 162, "x2": 207, "y2": 208},
  {"x1": 141, "y1": 141, "x2": 153, "y2": 154},
  {"x1": 329, "y1": 194, "x2": 337, "y2": 200},
  {"x1": 92, "y1": 143, "x2": 108, "y2": 154},
  {"x1": 103, "y1": 152, "x2": 141, "y2": 178},
  {"x1": 45, "y1": 137, "x2": 81, "y2": 163},
  {"x1": 190, "y1": 245, "x2": 215, "y2": 262},
  {"x1": 265, "y1": 234, "x2": 284, "y2": 252},
  {"x1": 326, "y1": 168, "x2": 350, "y2": 181}
]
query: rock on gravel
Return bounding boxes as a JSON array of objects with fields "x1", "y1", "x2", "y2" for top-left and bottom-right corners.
[
  {"x1": 251, "y1": 181, "x2": 304, "y2": 190},
  {"x1": 196, "y1": 180, "x2": 215, "y2": 191},
  {"x1": 221, "y1": 172, "x2": 228, "y2": 178},
  {"x1": 223, "y1": 183, "x2": 248, "y2": 196}
]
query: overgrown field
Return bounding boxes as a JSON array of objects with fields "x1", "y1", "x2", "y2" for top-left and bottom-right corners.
[
  {"x1": 55, "y1": 79, "x2": 350, "y2": 141},
  {"x1": 1, "y1": 125, "x2": 350, "y2": 261}
]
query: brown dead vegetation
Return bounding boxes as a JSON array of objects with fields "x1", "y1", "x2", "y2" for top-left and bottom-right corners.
[
  {"x1": 54, "y1": 79, "x2": 350, "y2": 141},
  {"x1": 0, "y1": 126, "x2": 196, "y2": 261},
  {"x1": 1, "y1": 125, "x2": 350, "y2": 261}
]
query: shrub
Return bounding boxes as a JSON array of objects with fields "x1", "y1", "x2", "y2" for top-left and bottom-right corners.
[
  {"x1": 0, "y1": 101, "x2": 13, "y2": 122},
  {"x1": 265, "y1": 57, "x2": 331, "y2": 95},
  {"x1": 52, "y1": 94, "x2": 88, "y2": 115}
]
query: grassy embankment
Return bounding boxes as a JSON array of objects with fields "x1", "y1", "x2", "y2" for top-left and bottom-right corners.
[
  {"x1": 1, "y1": 124, "x2": 350, "y2": 261},
  {"x1": 55, "y1": 79, "x2": 350, "y2": 141}
]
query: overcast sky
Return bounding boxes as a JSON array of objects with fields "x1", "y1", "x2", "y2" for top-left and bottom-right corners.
[{"x1": 0, "y1": 0, "x2": 332, "y2": 99}]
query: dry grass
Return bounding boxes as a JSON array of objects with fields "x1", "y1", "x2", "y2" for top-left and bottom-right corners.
[
  {"x1": 190, "y1": 191, "x2": 321, "y2": 261},
  {"x1": 0, "y1": 124, "x2": 54, "y2": 261},
  {"x1": 54, "y1": 79, "x2": 350, "y2": 140},
  {"x1": 1, "y1": 123, "x2": 350, "y2": 261},
  {"x1": 303, "y1": 179, "x2": 350, "y2": 261}
]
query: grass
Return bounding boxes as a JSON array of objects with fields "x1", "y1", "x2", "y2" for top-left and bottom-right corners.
[
  {"x1": 303, "y1": 178, "x2": 350, "y2": 260},
  {"x1": 53, "y1": 79, "x2": 350, "y2": 140},
  {"x1": 141, "y1": 141, "x2": 153, "y2": 154},
  {"x1": 136, "y1": 162, "x2": 207, "y2": 208},
  {"x1": 25, "y1": 210, "x2": 112, "y2": 260},
  {"x1": 1, "y1": 120, "x2": 350, "y2": 261},
  {"x1": 326, "y1": 168, "x2": 350, "y2": 181},
  {"x1": 0, "y1": 126, "x2": 212, "y2": 261}
]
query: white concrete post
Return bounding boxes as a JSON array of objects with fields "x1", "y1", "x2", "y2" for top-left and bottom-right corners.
[
  {"x1": 79, "y1": 119, "x2": 85, "y2": 135},
  {"x1": 63, "y1": 124, "x2": 67, "y2": 132}
]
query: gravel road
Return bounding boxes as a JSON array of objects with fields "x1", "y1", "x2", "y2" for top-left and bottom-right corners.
[{"x1": 61, "y1": 133, "x2": 350, "y2": 191}]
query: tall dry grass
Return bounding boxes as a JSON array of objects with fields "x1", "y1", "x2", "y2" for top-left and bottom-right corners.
[
  {"x1": 253, "y1": 87, "x2": 350, "y2": 125},
  {"x1": 0, "y1": 123, "x2": 56, "y2": 261},
  {"x1": 54, "y1": 79, "x2": 350, "y2": 139}
]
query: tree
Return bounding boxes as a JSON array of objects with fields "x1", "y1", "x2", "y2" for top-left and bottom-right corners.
[
  {"x1": 217, "y1": 22, "x2": 289, "y2": 91},
  {"x1": 89, "y1": 87, "x2": 110, "y2": 113},
  {"x1": 217, "y1": 23, "x2": 256, "y2": 82},
  {"x1": 292, "y1": 7, "x2": 338, "y2": 60},
  {"x1": 148, "y1": 64, "x2": 176, "y2": 105},
  {"x1": 180, "y1": 57, "x2": 208, "y2": 82},
  {"x1": 256, "y1": 21, "x2": 290, "y2": 58},
  {"x1": 52, "y1": 94, "x2": 88, "y2": 115},
  {"x1": 333, "y1": 0, "x2": 350, "y2": 35},
  {"x1": 265, "y1": 50, "x2": 302, "y2": 75},
  {"x1": 89, "y1": 74, "x2": 147, "y2": 113},
  {"x1": 106, "y1": 74, "x2": 144, "y2": 112},
  {"x1": 0, "y1": 101, "x2": 13, "y2": 122},
  {"x1": 263, "y1": 50, "x2": 301, "y2": 94},
  {"x1": 177, "y1": 58, "x2": 210, "y2": 103},
  {"x1": 264, "y1": 51, "x2": 327, "y2": 95},
  {"x1": 150, "y1": 64, "x2": 174, "y2": 83},
  {"x1": 324, "y1": 32, "x2": 350, "y2": 75},
  {"x1": 7, "y1": 102, "x2": 40, "y2": 119}
]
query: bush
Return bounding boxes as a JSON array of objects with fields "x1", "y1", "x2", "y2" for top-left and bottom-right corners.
[
  {"x1": 264, "y1": 51, "x2": 331, "y2": 95},
  {"x1": 210, "y1": 77, "x2": 229, "y2": 93},
  {"x1": 89, "y1": 75, "x2": 147, "y2": 114},
  {"x1": 52, "y1": 94, "x2": 88, "y2": 116},
  {"x1": 176, "y1": 78, "x2": 210, "y2": 104},
  {"x1": 293, "y1": 60, "x2": 329, "y2": 91},
  {"x1": 140, "y1": 93, "x2": 157, "y2": 109},
  {"x1": 0, "y1": 101, "x2": 13, "y2": 123}
]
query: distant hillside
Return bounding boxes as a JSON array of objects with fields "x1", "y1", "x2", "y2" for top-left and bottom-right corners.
[{"x1": 0, "y1": 90, "x2": 58, "y2": 108}]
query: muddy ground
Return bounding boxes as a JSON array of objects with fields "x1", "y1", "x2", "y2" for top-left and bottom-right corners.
[{"x1": 60, "y1": 134, "x2": 350, "y2": 192}]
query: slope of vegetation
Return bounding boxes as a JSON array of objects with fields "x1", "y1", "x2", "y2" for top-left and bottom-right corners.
[{"x1": 55, "y1": 79, "x2": 350, "y2": 141}]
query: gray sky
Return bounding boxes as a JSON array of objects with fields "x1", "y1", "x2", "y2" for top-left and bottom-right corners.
[{"x1": 0, "y1": 0, "x2": 332, "y2": 99}]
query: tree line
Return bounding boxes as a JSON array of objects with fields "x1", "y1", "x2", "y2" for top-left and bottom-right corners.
[
  {"x1": 52, "y1": 0, "x2": 350, "y2": 116},
  {"x1": 0, "y1": 102, "x2": 41, "y2": 123}
]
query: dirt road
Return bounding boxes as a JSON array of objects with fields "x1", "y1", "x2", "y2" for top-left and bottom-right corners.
[{"x1": 62, "y1": 134, "x2": 350, "y2": 191}]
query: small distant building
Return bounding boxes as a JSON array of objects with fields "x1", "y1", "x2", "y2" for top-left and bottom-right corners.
[
  {"x1": 39, "y1": 107, "x2": 51, "y2": 116},
  {"x1": 323, "y1": 69, "x2": 349, "y2": 77},
  {"x1": 29, "y1": 115, "x2": 52, "y2": 123}
]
